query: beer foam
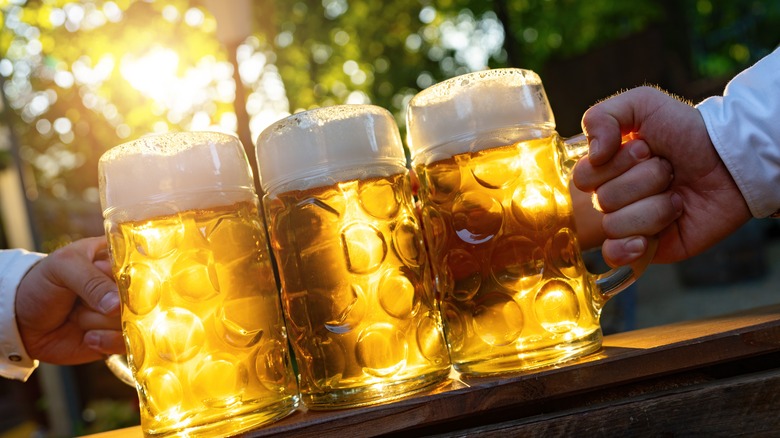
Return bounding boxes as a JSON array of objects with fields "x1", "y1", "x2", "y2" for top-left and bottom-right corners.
[
  {"x1": 256, "y1": 105, "x2": 407, "y2": 193},
  {"x1": 99, "y1": 132, "x2": 255, "y2": 220},
  {"x1": 406, "y1": 69, "x2": 556, "y2": 158}
]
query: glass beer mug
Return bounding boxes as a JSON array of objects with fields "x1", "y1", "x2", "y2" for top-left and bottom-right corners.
[
  {"x1": 406, "y1": 69, "x2": 655, "y2": 376},
  {"x1": 256, "y1": 105, "x2": 451, "y2": 409},
  {"x1": 99, "y1": 132, "x2": 299, "y2": 437}
]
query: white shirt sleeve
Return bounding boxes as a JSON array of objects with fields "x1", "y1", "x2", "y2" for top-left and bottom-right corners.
[
  {"x1": 696, "y1": 48, "x2": 780, "y2": 218},
  {"x1": 0, "y1": 248, "x2": 45, "y2": 381}
]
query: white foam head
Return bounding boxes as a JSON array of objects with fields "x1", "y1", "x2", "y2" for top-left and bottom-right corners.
[
  {"x1": 256, "y1": 104, "x2": 406, "y2": 193},
  {"x1": 99, "y1": 131, "x2": 255, "y2": 221},
  {"x1": 406, "y1": 69, "x2": 556, "y2": 160}
]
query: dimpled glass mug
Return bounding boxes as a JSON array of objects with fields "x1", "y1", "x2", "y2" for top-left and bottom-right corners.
[
  {"x1": 406, "y1": 69, "x2": 655, "y2": 376},
  {"x1": 99, "y1": 132, "x2": 299, "y2": 437},
  {"x1": 256, "y1": 105, "x2": 451, "y2": 409}
]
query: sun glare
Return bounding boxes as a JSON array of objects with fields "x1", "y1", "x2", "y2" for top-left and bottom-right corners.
[
  {"x1": 120, "y1": 47, "x2": 180, "y2": 103},
  {"x1": 118, "y1": 45, "x2": 241, "y2": 132}
]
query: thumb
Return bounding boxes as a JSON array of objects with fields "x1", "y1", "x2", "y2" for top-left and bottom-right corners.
[
  {"x1": 50, "y1": 237, "x2": 120, "y2": 315},
  {"x1": 582, "y1": 86, "x2": 669, "y2": 166}
]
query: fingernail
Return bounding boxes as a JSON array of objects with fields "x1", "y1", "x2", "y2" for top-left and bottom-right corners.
[
  {"x1": 671, "y1": 192, "x2": 683, "y2": 216},
  {"x1": 85, "y1": 331, "x2": 101, "y2": 349},
  {"x1": 628, "y1": 141, "x2": 650, "y2": 160},
  {"x1": 625, "y1": 237, "x2": 646, "y2": 256},
  {"x1": 588, "y1": 139, "x2": 600, "y2": 160},
  {"x1": 99, "y1": 292, "x2": 120, "y2": 314}
]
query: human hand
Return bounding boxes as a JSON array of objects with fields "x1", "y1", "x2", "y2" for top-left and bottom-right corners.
[
  {"x1": 15, "y1": 237, "x2": 124, "y2": 365},
  {"x1": 573, "y1": 86, "x2": 751, "y2": 265},
  {"x1": 571, "y1": 138, "x2": 673, "y2": 254}
]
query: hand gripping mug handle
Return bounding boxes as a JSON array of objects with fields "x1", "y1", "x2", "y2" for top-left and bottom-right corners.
[{"x1": 559, "y1": 133, "x2": 658, "y2": 307}]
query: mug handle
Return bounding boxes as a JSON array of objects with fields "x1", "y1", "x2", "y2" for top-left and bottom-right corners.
[
  {"x1": 559, "y1": 133, "x2": 659, "y2": 306},
  {"x1": 105, "y1": 354, "x2": 136, "y2": 387}
]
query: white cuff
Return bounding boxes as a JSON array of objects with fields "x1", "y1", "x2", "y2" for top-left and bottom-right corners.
[
  {"x1": 695, "y1": 48, "x2": 780, "y2": 218},
  {"x1": 0, "y1": 249, "x2": 45, "y2": 381}
]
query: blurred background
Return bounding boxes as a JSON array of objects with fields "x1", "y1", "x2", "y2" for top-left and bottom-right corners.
[{"x1": 1, "y1": 0, "x2": 779, "y2": 436}]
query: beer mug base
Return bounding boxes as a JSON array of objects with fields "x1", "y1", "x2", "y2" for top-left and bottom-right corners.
[
  {"x1": 453, "y1": 329, "x2": 602, "y2": 377},
  {"x1": 302, "y1": 367, "x2": 451, "y2": 410},
  {"x1": 142, "y1": 395, "x2": 300, "y2": 437}
]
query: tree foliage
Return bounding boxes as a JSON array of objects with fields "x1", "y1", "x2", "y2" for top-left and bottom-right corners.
[{"x1": 1, "y1": 0, "x2": 778, "y2": 251}]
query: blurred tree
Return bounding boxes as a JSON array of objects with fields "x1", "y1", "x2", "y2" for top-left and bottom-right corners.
[{"x1": 1, "y1": 0, "x2": 236, "y2": 250}]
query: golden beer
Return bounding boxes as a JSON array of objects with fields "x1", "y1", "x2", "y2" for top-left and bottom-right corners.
[
  {"x1": 257, "y1": 105, "x2": 451, "y2": 409},
  {"x1": 407, "y1": 69, "x2": 652, "y2": 376},
  {"x1": 100, "y1": 132, "x2": 298, "y2": 437},
  {"x1": 415, "y1": 135, "x2": 601, "y2": 375}
]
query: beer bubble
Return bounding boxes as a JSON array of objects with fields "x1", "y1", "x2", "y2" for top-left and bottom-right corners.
[
  {"x1": 451, "y1": 191, "x2": 503, "y2": 244},
  {"x1": 151, "y1": 308, "x2": 205, "y2": 363},
  {"x1": 356, "y1": 323, "x2": 407, "y2": 378},
  {"x1": 341, "y1": 223, "x2": 387, "y2": 274},
  {"x1": 120, "y1": 262, "x2": 161, "y2": 315},
  {"x1": 470, "y1": 146, "x2": 521, "y2": 189},
  {"x1": 472, "y1": 292, "x2": 524, "y2": 347},
  {"x1": 423, "y1": 158, "x2": 461, "y2": 204},
  {"x1": 323, "y1": 284, "x2": 366, "y2": 335},
  {"x1": 132, "y1": 218, "x2": 184, "y2": 259},
  {"x1": 510, "y1": 179, "x2": 557, "y2": 233},
  {"x1": 546, "y1": 228, "x2": 583, "y2": 279},
  {"x1": 358, "y1": 178, "x2": 400, "y2": 219},
  {"x1": 392, "y1": 216, "x2": 424, "y2": 268},
  {"x1": 416, "y1": 313, "x2": 449, "y2": 365},
  {"x1": 378, "y1": 268, "x2": 421, "y2": 319},
  {"x1": 215, "y1": 297, "x2": 268, "y2": 348},
  {"x1": 254, "y1": 340, "x2": 295, "y2": 392},
  {"x1": 191, "y1": 354, "x2": 247, "y2": 408},
  {"x1": 138, "y1": 367, "x2": 183, "y2": 418},
  {"x1": 444, "y1": 249, "x2": 482, "y2": 302},
  {"x1": 171, "y1": 249, "x2": 220, "y2": 302},
  {"x1": 534, "y1": 280, "x2": 580, "y2": 334},
  {"x1": 491, "y1": 235, "x2": 545, "y2": 292},
  {"x1": 124, "y1": 321, "x2": 146, "y2": 371}
]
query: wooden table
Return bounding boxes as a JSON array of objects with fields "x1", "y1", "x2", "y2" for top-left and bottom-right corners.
[{"x1": 86, "y1": 304, "x2": 780, "y2": 437}]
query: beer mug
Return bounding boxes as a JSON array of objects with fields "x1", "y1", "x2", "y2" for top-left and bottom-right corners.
[
  {"x1": 98, "y1": 132, "x2": 299, "y2": 436},
  {"x1": 406, "y1": 69, "x2": 655, "y2": 376},
  {"x1": 256, "y1": 105, "x2": 451, "y2": 409}
]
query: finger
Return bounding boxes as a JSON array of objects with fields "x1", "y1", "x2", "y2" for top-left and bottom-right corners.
[
  {"x1": 602, "y1": 192, "x2": 684, "y2": 238},
  {"x1": 84, "y1": 330, "x2": 126, "y2": 355},
  {"x1": 595, "y1": 157, "x2": 674, "y2": 212},
  {"x1": 601, "y1": 236, "x2": 649, "y2": 267},
  {"x1": 582, "y1": 87, "x2": 662, "y2": 165},
  {"x1": 51, "y1": 237, "x2": 120, "y2": 315},
  {"x1": 94, "y1": 245, "x2": 115, "y2": 278},
  {"x1": 70, "y1": 305, "x2": 121, "y2": 330},
  {"x1": 573, "y1": 139, "x2": 652, "y2": 191}
]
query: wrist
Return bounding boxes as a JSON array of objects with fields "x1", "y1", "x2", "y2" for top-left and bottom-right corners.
[{"x1": 0, "y1": 249, "x2": 45, "y2": 381}]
